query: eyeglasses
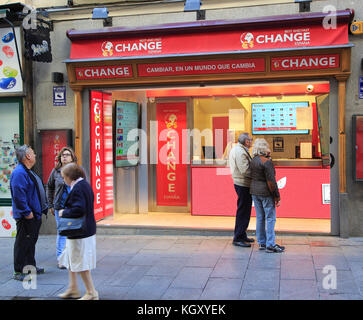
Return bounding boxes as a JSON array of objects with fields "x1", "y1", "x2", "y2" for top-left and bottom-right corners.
[{"x1": 61, "y1": 153, "x2": 72, "y2": 157}]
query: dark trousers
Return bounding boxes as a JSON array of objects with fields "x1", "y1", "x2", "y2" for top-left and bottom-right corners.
[
  {"x1": 233, "y1": 185, "x2": 252, "y2": 242},
  {"x1": 14, "y1": 218, "x2": 42, "y2": 273}
]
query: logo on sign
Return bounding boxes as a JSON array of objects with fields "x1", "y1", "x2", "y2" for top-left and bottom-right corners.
[
  {"x1": 101, "y1": 41, "x2": 114, "y2": 56},
  {"x1": 165, "y1": 114, "x2": 178, "y2": 129},
  {"x1": 94, "y1": 102, "x2": 101, "y2": 124},
  {"x1": 240, "y1": 32, "x2": 254, "y2": 49}
]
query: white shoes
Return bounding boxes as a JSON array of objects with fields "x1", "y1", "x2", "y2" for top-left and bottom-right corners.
[
  {"x1": 78, "y1": 291, "x2": 99, "y2": 300},
  {"x1": 58, "y1": 288, "x2": 81, "y2": 299}
]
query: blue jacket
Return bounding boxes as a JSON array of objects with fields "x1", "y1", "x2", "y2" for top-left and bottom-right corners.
[
  {"x1": 62, "y1": 179, "x2": 96, "y2": 239},
  {"x1": 10, "y1": 163, "x2": 45, "y2": 220}
]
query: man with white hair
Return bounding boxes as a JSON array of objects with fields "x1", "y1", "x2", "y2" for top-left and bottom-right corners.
[
  {"x1": 229, "y1": 133, "x2": 254, "y2": 247},
  {"x1": 10, "y1": 145, "x2": 48, "y2": 281}
]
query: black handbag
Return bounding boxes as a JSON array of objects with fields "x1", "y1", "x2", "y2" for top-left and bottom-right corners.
[{"x1": 58, "y1": 215, "x2": 86, "y2": 237}]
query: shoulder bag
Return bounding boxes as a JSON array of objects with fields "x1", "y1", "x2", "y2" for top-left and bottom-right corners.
[{"x1": 58, "y1": 215, "x2": 86, "y2": 237}]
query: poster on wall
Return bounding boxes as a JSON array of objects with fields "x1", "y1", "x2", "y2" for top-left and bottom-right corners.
[
  {"x1": 115, "y1": 101, "x2": 139, "y2": 167},
  {"x1": 0, "y1": 27, "x2": 23, "y2": 94},
  {"x1": 156, "y1": 102, "x2": 188, "y2": 207},
  {"x1": 0, "y1": 207, "x2": 16, "y2": 237},
  {"x1": 0, "y1": 101, "x2": 20, "y2": 200},
  {"x1": 39, "y1": 129, "x2": 73, "y2": 183}
]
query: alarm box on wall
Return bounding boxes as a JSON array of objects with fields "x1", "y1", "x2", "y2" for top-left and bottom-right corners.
[{"x1": 352, "y1": 115, "x2": 363, "y2": 181}]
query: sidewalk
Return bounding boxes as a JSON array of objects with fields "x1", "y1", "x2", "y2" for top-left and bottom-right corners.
[{"x1": 1, "y1": 234, "x2": 363, "y2": 300}]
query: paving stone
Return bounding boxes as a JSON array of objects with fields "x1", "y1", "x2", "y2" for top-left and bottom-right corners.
[
  {"x1": 170, "y1": 267, "x2": 213, "y2": 289},
  {"x1": 146, "y1": 257, "x2": 185, "y2": 277},
  {"x1": 280, "y1": 245, "x2": 312, "y2": 261},
  {"x1": 240, "y1": 289, "x2": 278, "y2": 300},
  {"x1": 280, "y1": 279, "x2": 319, "y2": 300},
  {"x1": 242, "y1": 269, "x2": 280, "y2": 291},
  {"x1": 127, "y1": 253, "x2": 163, "y2": 266},
  {"x1": 161, "y1": 287, "x2": 202, "y2": 300},
  {"x1": 0, "y1": 279, "x2": 31, "y2": 297},
  {"x1": 248, "y1": 251, "x2": 281, "y2": 269},
  {"x1": 281, "y1": 259, "x2": 316, "y2": 280},
  {"x1": 200, "y1": 278, "x2": 242, "y2": 300},
  {"x1": 220, "y1": 244, "x2": 253, "y2": 260},
  {"x1": 104, "y1": 265, "x2": 151, "y2": 287},
  {"x1": 124, "y1": 276, "x2": 173, "y2": 300},
  {"x1": 211, "y1": 258, "x2": 248, "y2": 279},
  {"x1": 319, "y1": 293, "x2": 363, "y2": 300},
  {"x1": 185, "y1": 253, "x2": 220, "y2": 268},
  {"x1": 15, "y1": 284, "x2": 64, "y2": 298},
  {"x1": 316, "y1": 269, "x2": 360, "y2": 295},
  {"x1": 96, "y1": 285, "x2": 130, "y2": 300},
  {"x1": 143, "y1": 239, "x2": 176, "y2": 250},
  {"x1": 312, "y1": 254, "x2": 351, "y2": 270}
]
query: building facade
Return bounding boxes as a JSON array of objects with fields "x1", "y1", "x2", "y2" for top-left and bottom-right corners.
[{"x1": 3, "y1": 0, "x2": 363, "y2": 237}]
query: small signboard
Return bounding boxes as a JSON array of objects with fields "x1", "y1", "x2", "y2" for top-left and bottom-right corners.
[
  {"x1": 273, "y1": 137, "x2": 284, "y2": 152},
  {"x1": 360, "y1": 77, "x2": 363, "y2": 99},
  {"x1": 350, "y1": 21, "x2": 363, "y2": 35},
  {"x1": 322, "y1": 184, "x2": 330, "y2": 205},
  {"x1": 53, "y1": 86, "x2": 66, "y2": 106}
]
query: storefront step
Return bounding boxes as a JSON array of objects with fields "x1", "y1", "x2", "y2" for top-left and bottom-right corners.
[{"x1": 95, "y1": 214, "x2": 331, "y2": 236}]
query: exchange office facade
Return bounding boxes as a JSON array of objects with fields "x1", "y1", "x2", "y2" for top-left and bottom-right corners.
[{"x1": 64, "y1": 9, "x2": 354, "y2": 236}]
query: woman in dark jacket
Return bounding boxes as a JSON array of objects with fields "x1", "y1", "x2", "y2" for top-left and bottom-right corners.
[
  {"x1": 46, "y1": 147, "x2": 77, "y2": 268},
  {"x1": 57, "y1": 163, "x2": 98, "y2": 300},
  {"x1": 250, "y1": 138, "x2": 285, "y2": 253}
]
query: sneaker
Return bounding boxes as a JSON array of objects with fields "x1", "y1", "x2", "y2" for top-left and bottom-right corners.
[
  {"x1": 258, "y1": 244, "x2": 266, "y2": 250},
  {"x1": 13, "y1": 272, "x2": 31, "y2": 281},
  {"x1": 36, "y1": 267, "x2": 45, "y2": 274},
  {"x1": 266, "y1": 244, "x2": 285, "y2": 253}
]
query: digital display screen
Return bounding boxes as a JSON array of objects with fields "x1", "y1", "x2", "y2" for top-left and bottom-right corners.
[
  {"x1": 252, "y1": 102, "x2": 309, "y2": 135},
  {"x1": 115, "y1": 100, "x2": 139, "y2": 167}
]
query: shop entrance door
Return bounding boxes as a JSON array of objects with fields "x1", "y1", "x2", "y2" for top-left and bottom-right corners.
[{"x1": 148, "y1": 98, "x2": 192, "y2": 212}]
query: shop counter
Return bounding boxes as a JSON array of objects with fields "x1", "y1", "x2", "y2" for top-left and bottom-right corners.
[{"x1": 191, "y1": 162, "x2": 330, "y2": 219}]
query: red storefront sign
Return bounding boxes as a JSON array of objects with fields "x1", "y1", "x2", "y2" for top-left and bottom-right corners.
[
  {"x1": 102, "y1": 93, "x2": 114, "y2": 218},
  {"x1": 156, "y1": 102, "x2": 188, "y2": 207},
  {"x1": 40, "y1": 130, "x2": 71, "y2": 183},
  {"x1": 138, "y1": 58, "x2": 265, "y2": 77},
  {"x1": 75, "y1": 65, "x2": 133, "y2": 80},
  {"x1": 69, "y1": 24, "x2": 348, "y2": 60},
  {"x1": 271, "y1": 54, "x2": 340, "y2": 71},
  {"x1": 90, "y1": 91, "x2": 105, "y2": 221}
]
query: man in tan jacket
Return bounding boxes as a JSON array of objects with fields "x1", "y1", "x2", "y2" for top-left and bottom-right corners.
[{"x1": 229, "y1": 133, "x2": 254, "y2": 247}]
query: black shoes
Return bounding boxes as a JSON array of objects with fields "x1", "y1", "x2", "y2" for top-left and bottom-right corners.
[
  {"x1": 13, "y1": 267, "x2": 44, "y2": 280},
  {"x1": 243, "y1": 237, "x2": 255, "y2": 243},
  {"x1": 232, "y1": 241, "x2": 251, "y2": 248},
  {"x1": 266, "y1": 244, "x2": 285, "y2": 253},
  {"x1": 13, "y1": 272, "x2": 30, "y2": 281},
  {"x1": 36, "y1": 267, "x2": 45, "y2": 274}
]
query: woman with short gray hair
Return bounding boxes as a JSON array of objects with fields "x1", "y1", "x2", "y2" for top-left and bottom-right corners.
[{"x1": 250, "y1": 138, "x2": 285, "y2": 253}]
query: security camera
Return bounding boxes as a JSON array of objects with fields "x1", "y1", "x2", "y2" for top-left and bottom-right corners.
[{"x1": 306, "y1": 84, "x2": 314, "y2": 93}]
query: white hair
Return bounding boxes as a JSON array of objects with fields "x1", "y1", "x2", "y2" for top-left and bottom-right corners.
[{"x1": 251, "y1": 138, "x2": 271, "y2": 157}]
